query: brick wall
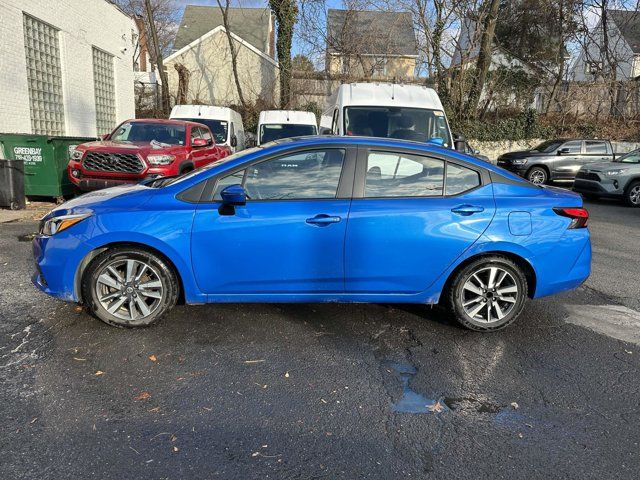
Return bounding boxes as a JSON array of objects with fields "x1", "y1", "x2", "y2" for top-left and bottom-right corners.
[{"x1": 0, "y1": 0, "x2": 137, "y2": 137}]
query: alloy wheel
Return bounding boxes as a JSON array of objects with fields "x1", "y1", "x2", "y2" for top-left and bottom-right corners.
[
  {"x1": 95, "y1": 258, "x2": 164, "y2": 322},
  {"x1": 629, "y1": 185, "x2": 640, "y2": 205},
  {"x1": 528, "y1": 169, "x2": 546, "y2": 185},
  {"x1": 460, "y1": 266, "x2": 519, "y2": 323}
]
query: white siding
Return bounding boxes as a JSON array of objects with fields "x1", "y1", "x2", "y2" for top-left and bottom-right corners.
[{"x1": 0, "y1": 0, "x2": 137, "y2": 136}]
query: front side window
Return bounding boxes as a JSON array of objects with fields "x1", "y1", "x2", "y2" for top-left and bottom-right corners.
[
  {"x1": 446, "y1": 163, "x2": 481, "y2": 195},
  {"x1": 345, "y1": 107, "x2": 451, "y2": 148},
  {"x1": 365, "y1": 151, "x2": 444, "y2": 198},
  {"x1": 259, "y1": 124, "x2": 318, "y2": 144},
  {"x1": 584, "y1": 141, "x2": 607, "y2": 154},
  {"x1": 242, "y1": 149, "x2": 345, "y2": 200},
  {"x1": 23, "y1": 14, "x2": 65, "y2": 135},
  {"x1": 111, "y1": 122, "x2": 186, "y2": 145}
]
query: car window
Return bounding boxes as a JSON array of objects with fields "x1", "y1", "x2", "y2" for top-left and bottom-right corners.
[
  {"x1": 190, "y1": 127, "x2": 201, "y2": 143},
  {"x1": 242, "y1": 149, "x2": 345, "y2": 200},
  {"x1": 446, "y1": 163, "x2": 481, "y2": 195},
  {"x1": 617, "y1": 150, "x2": 640, "y2": 164},
  {"x1": 214, "y1": 169, "x2": 246, "y2": 200},
  {"x1": 561, "y1": 141, "x2": 582, "y2": 154},
  {"x1": 200, "y1": 127, "x2": 213, "y2": 143},
  {"x1": 584, "y1": 141, "x2": 607, "y2": 154},
  {"x1": 111, "y1": 122, "x2": 185, "y2": 145},
  {"x1": 365, "y1": 151, "x2": 444, "y2": 198}
]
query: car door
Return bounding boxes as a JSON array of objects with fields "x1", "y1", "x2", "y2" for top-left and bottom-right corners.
[
  {"x1": 345, "y1": 148, "x2": 495, "y2": 294},
  {"x1": 552, "y1": 140, "x2": 584, "y2": 179},
  {"x1": 190, "y1": 147, "x2": 356, "y2": 295},
  {"x1": 583, "y1": 140, "x2": 610, "y2": 165}
]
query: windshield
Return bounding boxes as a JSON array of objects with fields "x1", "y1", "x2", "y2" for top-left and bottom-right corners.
[
  {"x1": 615, "y1": 150, "x2": 640, "y2": 163},
  {"x1": 180, "y1": 118, "x2": 228, "y2": 144},
  {"x1": 259, "y1": 124, "x2": 317, "y2": 144},
  {"x1": 163, "y1": 147, "x2": 263, "y2": 187},
  {"x1": 532, "y1": 140, "x2": 563, "y2": 153},
  {"x1": 344, "y1": 106, "x2": 452, "y2": 148},
  {"x1": 110, "y1": 122, "x2": 185, "y2": 145}
]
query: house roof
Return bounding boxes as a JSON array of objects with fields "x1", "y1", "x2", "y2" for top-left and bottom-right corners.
[
  {"x1": 327, "y1": 9, "x2": 417, "y2": 57},
  {"x1": 608, "y1": 9, "x2": 640, "y2": 54},
  {"x1": 172, "y1": 6, "x2": 271, "y2": 53}
]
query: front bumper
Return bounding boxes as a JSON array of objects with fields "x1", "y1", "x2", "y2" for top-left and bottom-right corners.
[
  {"x1": 496, "y1": 160, "x2": 527, "y2": 176},
  {"x1": 573, "y1": 177, "x2": 624, "y2": 197}
]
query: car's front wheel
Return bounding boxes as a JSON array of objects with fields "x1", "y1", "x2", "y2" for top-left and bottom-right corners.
[
  {"x1": 526, "y1": 166, "x2": 548, "y2": 185},
  {"x1": 82, "y1": 247, "x2": 179, "y2": 327},
  {"x1": 625, "y1": 181, "x2": 640, "y2": 207},
  {"x1": 446, "y1": 256, "x2": 528, "y2": 331}
]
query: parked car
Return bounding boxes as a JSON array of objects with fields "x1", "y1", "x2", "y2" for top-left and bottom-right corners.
[
  {"x1": 497, "y1": 139, "x2": 615, "y2": 185},
  {"x1": 170, "y1": 105, "x2": 246, "y2": 152},
  {"x1": 257, "y1": 110, "x2": 318, "y2": 145},
  {"x1": 67, "y1": 119, "x2": 231, "y2": 191},
  {"x1": 34, "y1": 136, "x2": 591, "y2": 332},
  {"x1": 328, "y1": 83, "x2": 455, "y2": 149},
  {"x1": 573, "y1": 148, "x2": 640, "y2": 206}
]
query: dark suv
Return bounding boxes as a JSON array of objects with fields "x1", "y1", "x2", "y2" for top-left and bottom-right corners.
[{"x1": 497, "y1": 139, "x2": 615, "y2": 185}]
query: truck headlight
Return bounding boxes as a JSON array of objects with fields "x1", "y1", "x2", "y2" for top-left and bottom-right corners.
[
  {"x1": 70, "y1": 149, "x2": 83, "y2": 161},
  {"x1": 40, "y1": 213, "x2": 91, "y2": 236},
  {"x1": 604, "y1": 168, "x2": 627, "y2": 176},
  {"x1": 147, "y1": 154, "x2": 176, "y2": 166},
  {"x1": 511, "y1": 159, "x2": 528, "y2": 165}
]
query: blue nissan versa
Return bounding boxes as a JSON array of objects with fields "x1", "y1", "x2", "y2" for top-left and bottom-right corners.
[{"x1": 32, "y1": 137, "x2": 591, "y2": 331}]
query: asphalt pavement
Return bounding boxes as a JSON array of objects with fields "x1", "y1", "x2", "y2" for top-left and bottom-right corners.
[{"x1": 1, "y1": 197, "x2": 639, "y2": 479}]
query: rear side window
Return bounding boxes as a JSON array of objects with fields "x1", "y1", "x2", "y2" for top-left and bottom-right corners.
[
  {"x1": 561, "y1": 141, "x2": 582, "y2": 153},
  {"x1": 365, "y1": 151, "x2": 444, "y2": 197},
  {"x1": 584, "y1": 141, "x2": 607, "y2": 154},
  {"x1": 445, "y1": 164, "x2": 481, "y2": 195}
]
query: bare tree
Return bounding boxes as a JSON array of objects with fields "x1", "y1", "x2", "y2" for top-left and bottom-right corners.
[
  {"x1": 270, "y1": 0, "x2": 299, "y2": 108},
  {"x1": 216, "y1": 0, "x2": 247, "y2": 108},
  {"x1": 144, "y1": 0, "x2": 171, "y2": 114},
  {"x1": 174, "y1": 63, "x2": 190, "y2": 104}
]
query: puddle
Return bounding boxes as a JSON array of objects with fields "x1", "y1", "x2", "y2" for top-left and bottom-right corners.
[
  {"x1": 17, "y1": 233, "x2": 37, "y2": 242},
  {"x1": 386, "y1": 362, "x2": 449, "y2": 414}
]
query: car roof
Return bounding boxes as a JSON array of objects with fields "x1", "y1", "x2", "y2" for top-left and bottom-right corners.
[
  {"x1": 170, "y1": 104, "x2": 238, "y2": 121},
  {"x1": 335, "y1": 83, "x2": 444, "y2": 110},
  {"x1": 258, "y1": 110, "x2": 317, "y2": 125}
]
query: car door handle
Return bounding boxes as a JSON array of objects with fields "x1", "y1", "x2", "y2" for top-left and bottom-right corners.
[
  {"x1": 451, "y1": 204, "x2": 485, "y2": 216},
  {"x1": 306, "y1": 214, "x2": 342, "y2": 226}
]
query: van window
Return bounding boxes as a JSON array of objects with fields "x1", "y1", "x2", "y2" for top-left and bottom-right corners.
[
  {"x1": 259, "y1": 124, "x2": 317, "y2": 144},
  {"x1": 344, "y1": 106, "x2": 451, "y2": 147},
  {"x1": 180, "y1": 118, "x2": 228, "y2": 144}
]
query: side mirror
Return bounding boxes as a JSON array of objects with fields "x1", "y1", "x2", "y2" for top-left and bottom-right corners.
[
  {"x1": 557, "y1": 148, "x2": 570, "y2": 155},
  {"x1": 428, "y1": 137, "x2": 445, "y2": 146},
  {"x1": 230, "y1": 135, "x2": 238, "y2": 147},
  {"x1": 193, "y1": 138, "x2": 209, "y2": 147},
  {"x1": 453, "y1": 133, "x2": 467, "y2": 152},
  {"x1": 220, "y1": 184, "x2": 246, "y2": 206}
]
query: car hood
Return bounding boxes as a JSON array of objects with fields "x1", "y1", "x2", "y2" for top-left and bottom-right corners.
[
  {"x1": 579, "y1": 161, "x2": 616, "y2": 171},
  {"x1": 77, "y1": 140, "x2": 185, "y2": 156},
  {"x1": 500, "y1": 150, "x2": 546, "y2": 160},
  {"x1": 43, "y1": 184, "x2": 153, "y2": 220}
]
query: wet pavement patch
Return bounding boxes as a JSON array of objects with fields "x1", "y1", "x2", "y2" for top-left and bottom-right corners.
[
  {"x1": 443, "y1": 396, "x2": 502, "y2": 414},
  {"x1": 385, "y1": 361, "x2": 449, "y2": 414}
]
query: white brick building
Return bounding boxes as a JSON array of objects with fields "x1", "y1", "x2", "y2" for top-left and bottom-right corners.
[{"x1": 0, "y1": 0, "x2": 138, "y2": 136}]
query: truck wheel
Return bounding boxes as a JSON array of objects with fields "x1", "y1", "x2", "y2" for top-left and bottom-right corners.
[
  {"x1": 526, "y1": 166, "x2": 548, "y2": 185},
  {"x1": 446, "y1": 256, "x2": 528, "y2": 331},
  {"x1": 82, "y1": 247, "x2": 179, "y2": 327},
  {"x1": 625, "y1": 181, "x2": 640, "y2": 207}
]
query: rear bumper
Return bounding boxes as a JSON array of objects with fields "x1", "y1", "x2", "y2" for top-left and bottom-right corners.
[{"x1": 533, "y1": 233, "x2": 591, "y2": 298}]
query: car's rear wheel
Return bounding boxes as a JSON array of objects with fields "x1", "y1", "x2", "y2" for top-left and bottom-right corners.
[
  {"x1": 82, "y1": 247, "x2": 179, "y2": 327},
  {"x1": 526, "y1": 166, "x2": 548, "y2": 185},
  {"x1": 625, "y1": 181, "x2": 640, "y2": 207},
  {"x1": 446, "y1": 256, "x2": 528, "y2": 331}
]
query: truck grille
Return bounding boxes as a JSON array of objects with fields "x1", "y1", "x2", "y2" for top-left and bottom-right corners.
[
  {"x1": 575, "y1": 171, "x2": 601, "y2": 182},
  {"x1": 83, "y1": 152, "x2": 144, "y2": 174}
]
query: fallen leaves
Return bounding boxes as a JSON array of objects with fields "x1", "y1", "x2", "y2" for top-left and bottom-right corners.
[
  {"x1": 284, "y1": 372, "x2": 290, "y2": 378},
  {"x1": 95, "y1": 370, "x2": 105, "y2": 376},
  {"x1": 148, "y1": 355, "x2": 157, "y2": 362},
  {"x1": 427, "y1": 400, "x2": 445, "y2": 413},
  {"x1": 134, "y1": 391, "x2": 151, "y2": 401},
  {"x1": 510, "y1": 402, "x2": 519, "y2": 410}
]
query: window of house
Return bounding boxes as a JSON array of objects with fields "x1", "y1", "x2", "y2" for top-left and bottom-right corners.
[
  {"x1": 445, "y1": 163, "x2": 481, "y2": 195},
  {"x1": 92, "y1": 47, "x2": 116, "y2": 135},
  {"x1": 365, "y1": 151, "x2": 444, "y2": 198},
  {"x1": 243, "y1": 149, "x2": 345, "y2": 200},
  {"x1": 23, "y1": 14, "x2": 65, "y2": 135}
]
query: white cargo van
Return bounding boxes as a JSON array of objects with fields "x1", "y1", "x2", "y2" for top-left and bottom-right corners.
[
  {"x1": 328, "y1": 83, "x2": 453, "y2": 149},
  {"x1": 318, "y1": 114, "x2": 332, "y2": 134},
  {"x1": 169, "y1": 105, "x2": 245, "y2": 152},
  {"x1": 257, "y1": 110, "x2": 318, "y2": 145}
]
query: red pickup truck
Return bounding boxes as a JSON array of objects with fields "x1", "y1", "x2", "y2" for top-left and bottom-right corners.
[{"x1": 68, "y1": 119, "x2": 232, "y2": 191}]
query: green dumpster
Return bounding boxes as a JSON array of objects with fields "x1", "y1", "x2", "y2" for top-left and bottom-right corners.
[{"x1": 0, "y1": 133, "x2": 98, "y2": 199}]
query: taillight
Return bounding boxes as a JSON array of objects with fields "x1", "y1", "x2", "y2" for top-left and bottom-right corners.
[{"x1": 553, "y1": 207, "x2": 589, "y2": 229}]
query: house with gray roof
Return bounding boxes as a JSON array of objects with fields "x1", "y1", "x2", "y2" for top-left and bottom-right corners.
[
  {"x1": 325, "y1": 9, "x2": 417, "y2": 79},
  {"x1": 571, "y1": 9, "x2": 640, "y2": 82}
]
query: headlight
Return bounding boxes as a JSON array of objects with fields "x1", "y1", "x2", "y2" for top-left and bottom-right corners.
[
  {"x1": 147, "y1": 154, "x2": 176, "y2": 166},
  {"x1": 604, "y1": 168, "x2": 627, "y2": 176},
  {"x1": 511, "y1": 159, "x2": 528, "y2": 165},
  {"x1": 70, "y1": 149, "x2": 84, "y2": 161},
  {"x1": 40, "y1": 213, "x2": 91, "y2": 236}
]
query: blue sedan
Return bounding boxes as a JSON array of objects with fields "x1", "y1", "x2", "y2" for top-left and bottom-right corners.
[{"x1": 33, "y1": 136, "x2": 591, "y2": 331}]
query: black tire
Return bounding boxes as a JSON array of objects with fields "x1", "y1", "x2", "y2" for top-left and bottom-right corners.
[
  {"x1": 446, "y1": 256, "x2": 528, "y2": 331},
  {"x1": 81, "y1": 247, "x2": 179, "y2": 327},
  {"x1": 624, "y1": 180, "x2": 640, "y2": 207},
  {"x1": 526, "y1": 166, "x2": 548, "y2": 185}
]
